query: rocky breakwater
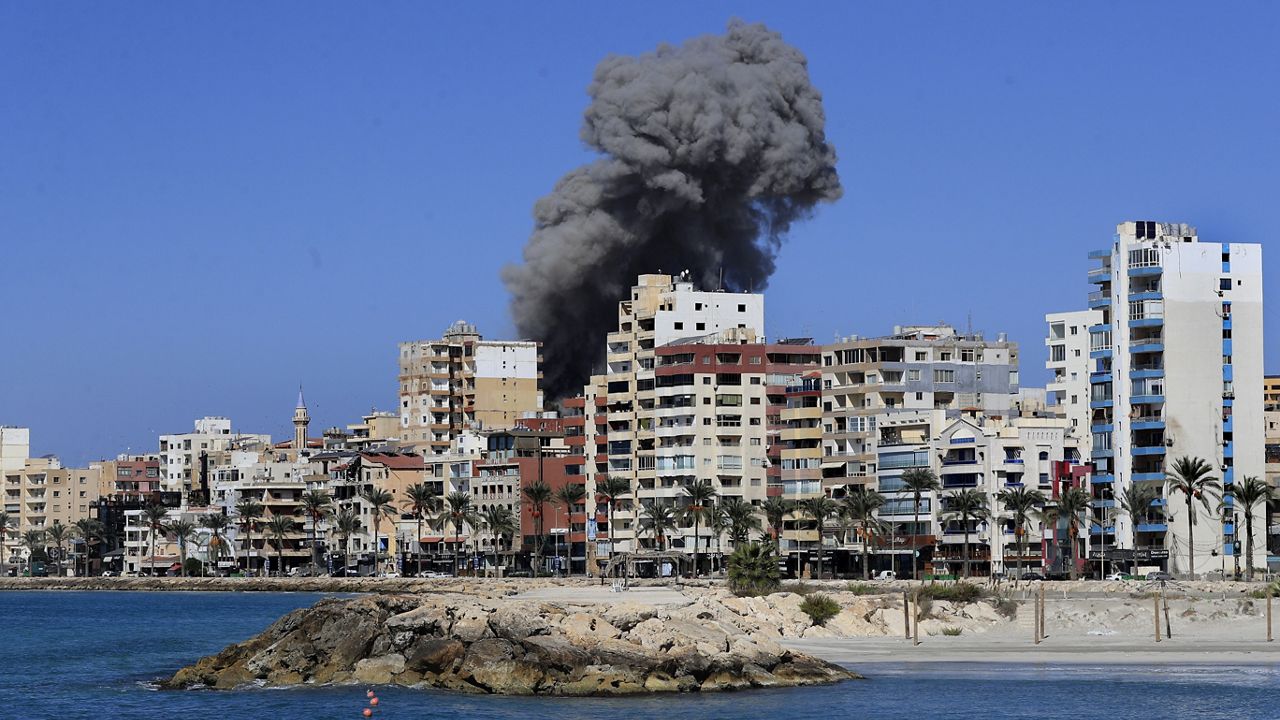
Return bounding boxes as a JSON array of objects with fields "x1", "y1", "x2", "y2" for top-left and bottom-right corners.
[{"x1": 163, "y1": 592, "x2": 857, "y2": 694}]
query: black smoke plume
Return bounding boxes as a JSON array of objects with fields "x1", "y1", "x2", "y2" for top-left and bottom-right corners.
[{"x1": 503, "y1": 20, "x2": 842, "y2": 399}]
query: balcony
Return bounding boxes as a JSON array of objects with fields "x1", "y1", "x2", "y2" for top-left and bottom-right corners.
[
  {"x1": 1088, "y1": 291, "x2": 1112, "y2": 309},
  {"x1": 1136, "y1": 522, "x2": 1168, "y2": 533},
  {"x1": 1088, "y1": 267, "x2": 1112, "y2": 284},
  {"x1": 1131, "y1": 394, "x2": 1165, "y2": 405},
  {"x1": 1132, "y1": 446, "x2": 1167, "y2": 456},
  {"x1": 1128, "y1": 265, "x2": 1162, "y2": 277},
  {"x1": 1132, "y1": 472, "x2": 1165, "y2": 483}
]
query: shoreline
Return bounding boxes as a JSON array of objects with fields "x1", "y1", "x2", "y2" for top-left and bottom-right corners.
[{"x1": 788, "y1": 637, "x2": 1280, "y2": 667}]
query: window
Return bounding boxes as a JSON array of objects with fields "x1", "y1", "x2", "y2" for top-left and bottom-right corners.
[
  {"x1": 674, "y1": 322, "x2": 684, "y2": 330},
  {"x1": 961, "y1": 348, "x2": 975, "y2": 362},
  {"x1": 1070, "y1": 326, "x2": 1078, "y2": 335},
  {"x1": 703, "y1": 377, "x2": 711, "y2": 384},
  {"x1": 750, "y1": 377, "x2": 761, "y2": 384},
  {"x1": 934, "y1": 369, "x2": 955, "y2": 383},
  {"x1": 750, "y1": 397, "x2": 760, "y2": 405},
  {"x1": 750, "y1": 438, "x2": 762, "y2": 446},
  {"x1": 1073, "y1": 349, "x2": 1081, "y2": 357},
  {"x1": 738, "y1": 304, "x2": 746, "y2": 312},
  {"x1": 940, "y1": 352, "x2": 952, "y2": 361},
  {"x1": 1220, "y1": 278, "x2": 1232, "y2": 291},
  {"x1": 915, "y1": 352, "x2": 927, "y2": 361},
  {"x1": 907, "y1": 369, "x2": 921, "y2": 381},
  {"x1": 915, "y1": 392, "x2": 924, "y2": 400},
  {"x1": 1051, "y1": 345, "x2": 1066, "y2": 362},
  {"x1": 696, "y1": 322, "x2": 705, "y2": 331}
]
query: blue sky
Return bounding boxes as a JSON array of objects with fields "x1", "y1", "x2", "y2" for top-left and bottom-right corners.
[{"x1": 3, "y1": 3, "x2": 1278, "y2": 465}]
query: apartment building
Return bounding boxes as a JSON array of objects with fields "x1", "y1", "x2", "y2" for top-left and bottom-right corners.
[
  {"x1": 158, "y1": 417, "x2": 270, "y2": 499},
  {"x1": 1045, "y1": 309, "x2": 1103, "y2": 444},
  {"x1": 398, "y1": 320, "x2": 543, "y2": 456},
  {"x1": 776, "y1": 372, "x2": 824, "y2": 550},
  {"x1": 765, "y1": 342, "x2": 824, "y2": 494},
  {"x1": 564, "y1": 274, "x2": 767, "y2": 564},
  {"x1": 1057, "y1": 220, "x2": 1264, "y2": 577},
  {"x1": 822, "y1": 325, "x2": 1020, "y2": 482}
]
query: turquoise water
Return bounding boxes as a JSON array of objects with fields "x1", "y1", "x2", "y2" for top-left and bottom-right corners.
[{"x1": 2, "y1": 590, "x2": 1277, "y2": 720}]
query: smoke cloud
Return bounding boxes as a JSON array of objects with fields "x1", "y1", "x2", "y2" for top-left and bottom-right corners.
[{"x1": 503, "y1": 20, "x2": 842, "y2": 398}]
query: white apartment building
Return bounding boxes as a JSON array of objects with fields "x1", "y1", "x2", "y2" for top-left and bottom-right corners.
[
  {"x1": 1045, "y1": 309, "x2": 1103, "y2": 444},
  {"x1": 1059, "y1": 220, "x2": 1264, "y2": 577},
  {"x1": 568, "y1": 273, "x2": 766, "y2": 558},
  {"x1": 158, "y1": 417, "x2": 270, "y2": 498}
]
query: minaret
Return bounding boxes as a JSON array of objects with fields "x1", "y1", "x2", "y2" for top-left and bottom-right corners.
[{"x1": 293, "y1": 386, "x2": 310, "y2": 454}]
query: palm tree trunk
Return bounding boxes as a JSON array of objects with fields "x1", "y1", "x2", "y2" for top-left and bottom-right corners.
[
  {"x1": 607, "y1": 504, "x2": 615, "y2": 577},
  {"x1": 693, "y1": 515, "x2": 700, "y2": 578},
  {"x1": 1068, "y1": 526, "x2": 1077, "y2": 580},
  {"x1": 1131, "y1": 525, "x2": 1140, "y2": 578},
  {"x1": 149, "y1": 528, "x2": 156, "y2": 578},
  {"x1": 1186, "y1": 496, "x2": 1195, "y2": 579},
  {"x1": 911, "y1": 492, "x2": 920, "y2": 581},
  {"x1": 1016, "y1": 522, "x2": 1024, "y2": 579},
  {"x1": 962, "y1": 522, "x2": 971, "y2": 579},
  {"x1": 1245, "y1": 512, "x2": 1255, "y2": 581},
  {"x1": 416, "y1": 515, "x2": 423, "y2": 577},
  {"x1": 862, "y1": 525, "x2": 870, "y2": 581},
  {"x1": 814, "y1": 521, "x2": 822, "y2": 579}
]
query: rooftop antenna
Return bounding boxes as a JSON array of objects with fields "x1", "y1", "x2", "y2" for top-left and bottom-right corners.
[{"x1": 718, "y1": 267, "x2": 724, "y2": 291}]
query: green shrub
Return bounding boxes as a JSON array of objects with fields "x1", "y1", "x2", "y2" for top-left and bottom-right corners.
[
  {"x1": 1247, "y1": 581, "x2": 1280, "y2": 600},
  {"x1": 846, "y1": 582, "x2": 879, "y2": 595},
  {"x1": 182, "y1": 558, "x2": 203, "y2": 576},
  {"x1": 940, "y1": 626, "x2": 963, "y2": 636},
  {"x1": 919, "y1": 582, "x2": 987, "y2": 603},
  {"x1": 727, "y1": 542, "x2": 781, "y2": 597},
  {"x1": 800, "y1": 594, "x2": 841, "y2": 626}
]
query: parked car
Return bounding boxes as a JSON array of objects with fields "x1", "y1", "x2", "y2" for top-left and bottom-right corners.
[
  {"x1": 1021, "y1": 571, "x2": 1045, "y2": 581},
  {"x1": 1146, "y1": 571, "x2": 1173, "y2": 582},
  {"x1": 101, "y1": 570, "x2": 120, "y2": 577},
  {"x1": 1104, "y1": 572, "x2": 1126, "y2": 581},
  {"x1": 874, "y1": 570, "x2": 896, "y2": 581}
]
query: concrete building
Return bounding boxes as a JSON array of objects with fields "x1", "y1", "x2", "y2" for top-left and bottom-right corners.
[
  {"x1": 158, "y1": 417, "x2": 270, "y2": 500},
  {"x1": 1058, "y1": 220, "x2": 1264, "y2": 577},
  {"x1": 1045, "y1": 309, "x2": 1103, "y2": 444},
  {"x1": 776, "y1": 372, "x2": 824, "y2": 551},
  {"x1": 398, "y1": 320, "x2": 543, "y2": 456},
  {"x1": 563, "y1": 274, "x2": 767, "y2": 565}
]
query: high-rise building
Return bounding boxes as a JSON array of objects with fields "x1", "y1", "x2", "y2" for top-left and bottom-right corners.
[
  {"x1": 158, "y1": 417, "x2": 270, "y2": 499},
  {"x1": 1061, "y1": 220, "x2": 1264, "y2": 577},
  {"x1": 1045, "y1": 309, "x2": 1103, "y2": 445},
  {"x1": 564, "y1": 273, "x2": 767, "y2": 567},
  {"x1": 398, "y1": 320, "x2": 543, "y2": 456}
]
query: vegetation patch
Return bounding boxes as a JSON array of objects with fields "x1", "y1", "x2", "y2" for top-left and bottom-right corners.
[
  {"x1": 845, "y1": 582, "x2": 879, "y2": 596},
  {"x1": 800, "y1": 594, "x2": 841, "y2": 626},
  {"x1": 989, "y1": 594, "x2": 1018, "y2": 619},
  {"x1": 727, "y1": 542, "x2": 781, "y2": 597},
  {"x1": 940, "y1": 626, "x2": 963, "y2": 636},
  {"x1": 918, "y1": 582, "x2": 987, "y2": 603},
  {"x1": 783, "y1": 581, "x2": 819, "y2": 596}
]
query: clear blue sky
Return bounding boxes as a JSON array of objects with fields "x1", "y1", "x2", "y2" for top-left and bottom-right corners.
[{"x1": 3, "y1": 3, "x2": 1277, "y2": 466}]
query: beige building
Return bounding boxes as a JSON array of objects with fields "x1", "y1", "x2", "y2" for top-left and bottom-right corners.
[
  {"x1": 398, "y1": 320, "x2": 543, "y2": 456},
  {"x1": 1, "y1": 429, "x2": 102, "y2": 567}
]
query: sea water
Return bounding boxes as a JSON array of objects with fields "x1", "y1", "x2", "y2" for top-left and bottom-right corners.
[{"x1": 1, "y1": 591, "x2": 1276, "y2": 720}]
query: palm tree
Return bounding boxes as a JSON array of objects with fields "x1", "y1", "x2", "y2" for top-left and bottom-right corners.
[
  {"x1": 21, "y1": 529, "x2": 45, "y2": 574},
  {"x1": 332, "y1": 506, "x2": 362, "y2": 575},
  {"x1": 300, "y1": 489, "x2": 332, "y2": 569},
  {"x1": 481, "y1": 504, "x2": 517, "y2": 571},
  {"x1": 444, "y1": 491, "x2": 479, "y2": 576},
  {"x1": 841, "y1": 488, "x2": 886, "y2": 580},
  {"x1": 403, "y1": 482, "x2": 438, "y2": 576},
  {"x1": 1118, "y1": 483, "x2": 1161, "y2": 578},
  {"x1": 761, "y1": 497, "x2": 793, "y2": 553},
  {"x1": 552, "y1": 484, "x2": 587, "y2": 576},
  {"x1": 199, "y1": 513, "x2": 232, "y2": 572},
  {"x1": 709, "y1": 503, "x2": 731, "y2": 564},
  {"x1": 1221, "y1": 475, "x2": 1272, "y2": 581},
  {"x1": 235, "y1": 495, "x2": 264, "y2": 576},
  {"x1": 799, "y1": 496, "x2": 839, "y2": 579},
  {"x1": 166, "y1": 519, "x2": 196, "y2": 576},
  {"x1": 945, "y1": 489, "x2": 989, "y2": 578},
  {"x1": 44, "y1": 521, "x2": 71, "y2": 577},
  {"x1": 726, "y1": 541, "x2": 781, "y2": 596},
  {"x1": 72, "y1": 518, "x2": 104, "y2": 577},
  {"x1": 681, "y1": 479, "x2": 718, "y2": 576},
  {"x1": 361, "y1": 488, "x2": 398, "y2": 575},
  {"x1": 723, "y1": 497, "x2": 761, "y2": 549},
  {"x1": 141, "y1": 503, "x2": 169, "y2": 577},
  {"x1": 900, "y1": 468, "x2": 941, "y2": 580},
  {"x1": 1165, "y1": 456, "x2": 1222, "y2": 579},
  {"x1": 1039, "y1": 487, "x2": 1091, "y2": 580},
  {"x1": 596, "y1": 476, "x2": 632, "y2": 568},
  {"x1": 522, "y1": 480, "x2": 552, "y2": 575},
  {"x1": 639, "y1": 502, "x2": 677, "y2": 551},
  {"x1": 0, "y1": 511, "x2": 13, "y2": 571},
  {"x1": 265, "y1": 515, "x2": 296, "y2": 575},
  {"x1": 996, "y1": 486, "x2": 1047, "y2": 580}
]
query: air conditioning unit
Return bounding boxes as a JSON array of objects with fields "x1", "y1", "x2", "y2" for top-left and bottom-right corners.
[{"x1": 1223, "y1": 392, "x2": 1235, "y2": 399}]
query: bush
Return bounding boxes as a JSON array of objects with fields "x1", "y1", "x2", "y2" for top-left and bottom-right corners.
[
  {"x1": 846, "y1": 582, "x2": 879, "y2": 595},
  {"x1": 800, "y1": 594, "x2": 841, "y2": 626},
  {"x1": 182, "y1": 558, "x2": 203, "y2": 576},
  {"x1": 919, "y1": 582, "x2": 987, "y2": 603},
  {"x1": 784, "y1": 581, "x2": 818, "y2": 596},
  {"x1": 989, "y1": 594, "x2": 1018, "y2": 619},
  {"x1": 1247, "y1": 581, "x2": 1280, "y2": 600},
  {"x1": 727, "y1": 542, "x2": 781, "y2": 597},
  {"x1": 940, "y1": 626, "x2": 963, "y2": 636}
]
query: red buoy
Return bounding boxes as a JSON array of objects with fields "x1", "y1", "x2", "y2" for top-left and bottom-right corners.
[
  {"x1": 370, "y1": 697, "x2": 380, "y2": 706},
  {"x1": 363, "y1": 709, "x2": 373, "y2": 718}
]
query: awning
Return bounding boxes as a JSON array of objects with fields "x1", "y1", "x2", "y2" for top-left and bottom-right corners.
[
  {"x1": 821, "y1": 461, "x2": 847, "y2": 470},
  {"x1": 420, "y1": 537, "x2": 445, "y2": 543}
]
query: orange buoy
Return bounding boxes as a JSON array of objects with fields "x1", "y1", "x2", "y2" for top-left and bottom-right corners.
[
  {"x1": 370, "y1": 697, "x2": 380, "y2": 706},
  {"x1": 363, "y1": 709, "x2": 372, "y2": 718},
  {"x1": 367, "y1": 690, "x2": 375, "y2": 697}
]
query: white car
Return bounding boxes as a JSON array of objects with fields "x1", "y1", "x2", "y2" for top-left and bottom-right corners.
[
  {"x1": 874, "y1": 570, "x2": 897, "y2": 581},
  {"x1": 1104, "y1": 572, "x2": 1126, "y2": 581}
]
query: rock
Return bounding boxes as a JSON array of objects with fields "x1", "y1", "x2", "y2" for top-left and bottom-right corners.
[
  {"x1": 353, "y1": 654, "x2": 406, "y2": 684},
  {"x1": 163, "y1": 589, "x2": 859, "y2": 695}
]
